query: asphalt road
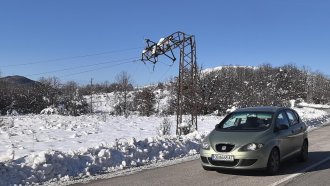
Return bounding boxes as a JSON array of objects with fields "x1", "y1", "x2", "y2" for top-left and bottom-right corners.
[
  {"x1": 277, "y1": 159, "x2": 330, "y2": 186},
  {"x1": 80, "y1": 124, "x2": 330, "y2": 186}
]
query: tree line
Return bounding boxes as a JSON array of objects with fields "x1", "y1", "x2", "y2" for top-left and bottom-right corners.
[
  {"x1": 0, "y1": 64, "x2": 330, "y2": 116},
  {"x1": 195, "y1": 64, "x2": 330, "y2": 114},
  {"x1": 0, "y1": 76, "x2": 89, "y2": 115}
]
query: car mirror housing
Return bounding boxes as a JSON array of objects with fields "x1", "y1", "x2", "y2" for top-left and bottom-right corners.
[{"x1": 275, "y1": 124, "x2": 289, "y2": 131}]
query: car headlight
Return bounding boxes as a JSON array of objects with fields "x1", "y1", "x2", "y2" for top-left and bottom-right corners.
[
  {"x1": 240, "y1": 143, "x2": 264, "y2": 151},
  {"x1": 201, "y1": 141, "x2": 210, "y2": 150}
]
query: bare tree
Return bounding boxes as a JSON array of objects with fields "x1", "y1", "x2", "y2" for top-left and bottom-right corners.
[
  {"x1": 114, "y1": 71, "x2": 133, "y2": 117},
  {"x1": 39, "y1": 76, "x2": 61, "y2": 92},
  {"x1": 39, "y1": 76, "x2": 61, "y2": 105}
]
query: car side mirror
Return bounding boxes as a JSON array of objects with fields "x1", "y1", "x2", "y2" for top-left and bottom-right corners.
[
  {"x1": 215, "y1": 124, "x2": 220, "y2": 129},
  {"x1": 275, "y1": 124, "x2": 289, "y2": 131}
]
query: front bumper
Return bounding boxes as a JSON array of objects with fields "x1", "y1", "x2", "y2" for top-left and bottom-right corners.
[{"x1": 200, "y1": 145, "x2": 272, "y2": 170}]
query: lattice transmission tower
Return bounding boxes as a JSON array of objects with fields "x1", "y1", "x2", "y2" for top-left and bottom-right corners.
[{"x1": 141, "y1": 31, "x2": 198, "y2": 135}]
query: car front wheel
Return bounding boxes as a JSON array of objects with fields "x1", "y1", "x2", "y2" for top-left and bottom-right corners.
[
  {"x1": 267, "y1": 148, "x2": 280, "y2": 175},
  {"x1": 298, "y1": 140, "x2": 308, "y2": 162}
]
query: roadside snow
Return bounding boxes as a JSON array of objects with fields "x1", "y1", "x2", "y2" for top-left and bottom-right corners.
[
  {"x1": 295, "y1": 107, "x2": 330, "y2": 131},
  {"x1": 0, "y1": 115, "x2": 220, "y2": 185},
  {"x1": 0, "y1": 107, "x2": 329, "y2": 185},
  {"x1": 0, "y1": 133, "x2": 203, "y2": 185},
  {"x1": 0, "y1": 115, "x2": 220, "y2": 160},
  {"x1": 296, "y1": 102, "x2": 330, "y2": 109}
]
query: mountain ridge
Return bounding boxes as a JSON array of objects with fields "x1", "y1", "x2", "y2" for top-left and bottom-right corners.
[{"x1": 0, "y1": 75, "x2": 40, "y2": 86}]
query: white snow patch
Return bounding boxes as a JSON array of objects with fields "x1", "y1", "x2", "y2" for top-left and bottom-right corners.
[
  {"x1": 0, "y1": 107, "x2": 329, "y2": 185},
  {"x1": 226, "y1": 106, "x2": 237, "y2": 113},
  {"x1": 40, "y1": 107, "x2": 59, "y2": 115},
  {"x1": 202, "y1": 66, "x2": 259, "y2": 74},
  {"x1": 297, "y1": 102, "x2": 330, "y2": 109}
]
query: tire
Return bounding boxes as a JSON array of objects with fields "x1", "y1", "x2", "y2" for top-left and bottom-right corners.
[
  {"x1": 298, "y1": 140, "x2": 308, "y2": 162},
  {"x1": 267, "y1": 148, "x2": 280, "y2": 175}
]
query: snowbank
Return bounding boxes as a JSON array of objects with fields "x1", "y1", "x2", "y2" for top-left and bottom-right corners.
[
  {"x1": 0, "y1": 133, "x2": 203, "y2": 185},
  {"x1": 295, "y1": 107, "x2": 330, "y2": 130},
  {"x1": 0, "y1": 107, "x2": 329, "y2": 185}
]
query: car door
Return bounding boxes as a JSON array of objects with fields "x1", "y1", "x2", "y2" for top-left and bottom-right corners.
[
  {"x1": 275, "y1": 111, "x2": 295, "y2": 159},
  {"x1": 286, "y1": 109, "x2": 304, "y2": 154}
]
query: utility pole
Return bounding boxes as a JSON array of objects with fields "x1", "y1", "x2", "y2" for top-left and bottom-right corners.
[
  {"x1": 90, "y1": 78, "x2": 93, "y2": 113},
  {"x1": 141, "y1": 31, "x2": 198, "y2": 135}
]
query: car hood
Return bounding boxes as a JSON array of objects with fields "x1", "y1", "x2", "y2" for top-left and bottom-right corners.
[{"x1": 208, "y1": 129, "x2": 268, "y2": 149}]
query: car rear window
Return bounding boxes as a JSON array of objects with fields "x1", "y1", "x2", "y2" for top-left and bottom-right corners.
[{"x1": 218, "y1": 112, "x2": 273, "y2": 131}]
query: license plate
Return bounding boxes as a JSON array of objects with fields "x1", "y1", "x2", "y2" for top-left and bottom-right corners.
[{"x1": 212, "y1": 154, "x2": 234, "y2": 162}]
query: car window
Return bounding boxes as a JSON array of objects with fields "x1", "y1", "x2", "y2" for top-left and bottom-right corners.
[
  {"x1": 286, "y1": 110, "x2": 299, "y2": 126},
  {"x1": 276, "y1": 112, "x2": 290, "y2": 127},
  {"x1": 293, "y1": 110, "x2": 301, "y2": 123},
  {"x1": 219, "y1": 112, "x2": 273, "y2": 131}
]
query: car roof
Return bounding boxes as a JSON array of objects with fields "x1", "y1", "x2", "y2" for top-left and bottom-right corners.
[{"x1": 234, "y1": 106, "x2": 287, "y2": 113}]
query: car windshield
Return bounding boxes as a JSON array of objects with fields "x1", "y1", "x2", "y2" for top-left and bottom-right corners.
[{"x1": 218, "y1": 112, "x2": 273, "y2": 131}]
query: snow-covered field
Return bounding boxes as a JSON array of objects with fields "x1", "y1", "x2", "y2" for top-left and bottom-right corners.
[{"x1": 0, "y1": 107, "x2": 329, "y2": 185}]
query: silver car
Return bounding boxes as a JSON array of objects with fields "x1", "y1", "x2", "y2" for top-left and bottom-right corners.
[{"x1": 200, "y1": 106, "x2": 308, "y2": 175}]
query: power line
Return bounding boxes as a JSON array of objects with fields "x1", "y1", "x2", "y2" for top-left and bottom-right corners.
[
  {"x1": 158, "y1": 65, "x2": 174, "y2": 82},
  {"x1": 1, "y1": 47, "x2": 142, "y2": 68},
  {"x1": 26, "y1": 57, "x2": 138, "y2": 77},
  {"x1": 58, "y1": 59, "x2": 138, "y2": 78}
]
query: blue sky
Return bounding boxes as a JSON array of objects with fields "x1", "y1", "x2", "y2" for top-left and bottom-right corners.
[{"x1": 0, "y1": 0, "x2": 330, "y2": 86}]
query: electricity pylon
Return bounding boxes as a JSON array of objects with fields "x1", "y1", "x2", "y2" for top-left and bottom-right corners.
[{"x1": 141, "y1": 31, "x2": 198, "y2": 135}]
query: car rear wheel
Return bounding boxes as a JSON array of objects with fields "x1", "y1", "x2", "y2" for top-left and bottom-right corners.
[
  {"x1": 298, "y1": 140, "x2": 308, "y2": 162},
  {"x1": 267, "y1": 148, "x2": 280, "y2": 175}
]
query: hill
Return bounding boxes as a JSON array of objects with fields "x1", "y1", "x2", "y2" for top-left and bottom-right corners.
[{"x1": 0, "y1": 75, "x2": 40, "y2": 86}]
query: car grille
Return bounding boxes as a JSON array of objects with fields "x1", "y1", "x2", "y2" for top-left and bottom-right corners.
[
  {"x1": 208, "y1": 158, "x2": 239, "y2": 167},
  {"x1": 215, "y1": 144, "x2": 235, "y2": 152}
]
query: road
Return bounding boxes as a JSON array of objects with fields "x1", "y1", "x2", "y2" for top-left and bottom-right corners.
[
  {"x1": 80, "y1": 124, "x2": 330, "y2": 186},
  {"x1": 277, "y1": 159, "x2": 330, "y2": 186}
]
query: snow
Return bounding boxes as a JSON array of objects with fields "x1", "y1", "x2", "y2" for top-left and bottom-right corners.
[
  {"x1": 289, "y1": 100, "x2": 295, "y2": 108},
  {"x1": 157, "y1": 38, "x2": 165, "y2": 45},
  {"x1": 84, "y1": 89, "x2": 171, "y2": 114},
  {"x1": 40, "y1": 107, "x2": 59, "y2": 115},
  {"x1": 296, "y1": 101, "x2": 330, "y2": 109},
  {"x1": 0, "y1": 106, "x2": 329, "y2": 185},
  {"x1": 202, "y1": 65, "x2": 259, "y2": 74},
  {"x1": 226, "y1": 106, "x2": 237, "y2": 113},
  {"x1": 0, "y1": 114, "x2": 220, "y2": 185}
]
